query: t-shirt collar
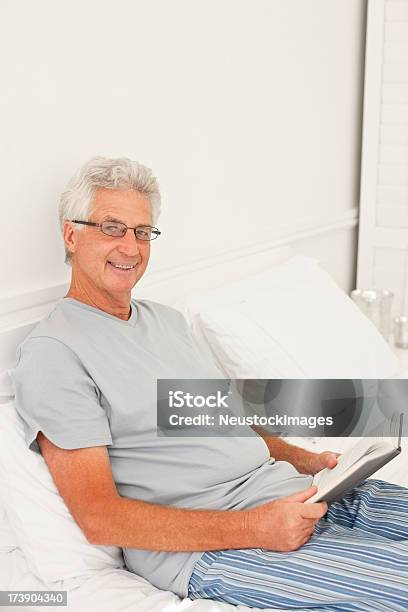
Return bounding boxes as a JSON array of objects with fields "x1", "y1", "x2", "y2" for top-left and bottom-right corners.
[{"x1": 61, "y1": 297, "x2": 138, "y2": 327}]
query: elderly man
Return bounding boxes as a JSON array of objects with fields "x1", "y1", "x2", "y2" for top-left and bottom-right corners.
[{"x1": 11, "y1": 157, "x2": 408, "y2": 611}]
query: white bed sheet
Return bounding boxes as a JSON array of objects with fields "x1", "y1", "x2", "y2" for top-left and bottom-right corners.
[{"x1": 0, "y1": 548, "x2": 281, "y2": 612}]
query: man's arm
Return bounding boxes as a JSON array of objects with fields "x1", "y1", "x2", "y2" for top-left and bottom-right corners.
[
  {"x1": 38, "y1": 432, "x2": 327, "y2": 553},
  {"x1": 37, "y1": 432, "x2": 245, "y2": 551},
  {"x1": 251, "y1": 426, "x2": 339, "y2": 475}
]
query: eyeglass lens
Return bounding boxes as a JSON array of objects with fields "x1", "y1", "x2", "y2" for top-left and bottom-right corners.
[{"x1": 100, "y1": 221, "x2": 158, "y2": 240}]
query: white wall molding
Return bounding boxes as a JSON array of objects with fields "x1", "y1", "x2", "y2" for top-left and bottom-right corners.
[
  {"x1": 0, "y1": 208, "x2": 358, "y2": 325},
  {"x1": 141, "y1": 207, "x2": 358, "y2": 285},
  {"x1": 0, "y1": 284, "x2": 70, "y2": 320}
]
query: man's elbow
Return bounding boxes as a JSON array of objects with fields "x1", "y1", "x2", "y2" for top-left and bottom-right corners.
[
  {"x1": 76, "y1": 497, "x2": 119, "y2": 545},
  {"x1": 83, "y1": 519, "x2": 105, "y2": 545}
]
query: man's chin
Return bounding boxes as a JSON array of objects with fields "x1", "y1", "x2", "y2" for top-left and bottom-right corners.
[
  {"x1": 104, "y1": 274, "x2": 144, "y2": 294},
  {"x1": 103, "y1": 262, "x2": 147, "y2": 291}
]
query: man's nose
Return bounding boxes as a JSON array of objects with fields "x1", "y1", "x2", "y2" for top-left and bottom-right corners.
[{"x1": 117, "y1": 228, "x2": 141, "y2": 255}]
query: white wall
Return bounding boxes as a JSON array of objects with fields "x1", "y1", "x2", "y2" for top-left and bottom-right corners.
[{"x1": 0, "y1": 0, "x2": 366, "y2": 300}]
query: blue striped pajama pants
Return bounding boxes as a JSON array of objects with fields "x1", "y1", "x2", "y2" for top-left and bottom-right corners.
[{"x1": 187, "y1": 480, "x2": 408, "y2": 611}]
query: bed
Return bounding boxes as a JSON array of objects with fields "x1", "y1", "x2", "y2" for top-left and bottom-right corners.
[{"x1": 0, "y1": 250, "x2": 406, "y2": 612}]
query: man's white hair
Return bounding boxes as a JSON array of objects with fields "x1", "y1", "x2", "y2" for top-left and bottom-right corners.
[{"x1": 59, "y1": 156, "x2": 161, "y2": 266}]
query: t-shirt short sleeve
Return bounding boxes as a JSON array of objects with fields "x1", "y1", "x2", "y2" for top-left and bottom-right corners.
[{"x1": 10, "y1": 337, "x2": 113, "y2": 453}]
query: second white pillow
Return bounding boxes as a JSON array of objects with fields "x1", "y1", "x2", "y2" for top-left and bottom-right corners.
[{"x1": 194, "y1": 256, "x2": 399, "y2": 379}]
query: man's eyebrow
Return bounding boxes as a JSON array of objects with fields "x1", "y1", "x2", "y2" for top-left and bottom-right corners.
[
  {"x1": 100, "y1": 215, "x2": 153, "y2": 226},
  {"x1": 101, "y1": 215, "x2": 124, "y2": 223}
]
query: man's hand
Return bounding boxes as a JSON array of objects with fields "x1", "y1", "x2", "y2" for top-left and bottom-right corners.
[
  {"x1": 305, "y1": 451, "x2": 340, "y2": 476},
  {"x1": 252, "y1": 427, "x2": 341, "y2": 476},
  {"x1": 246, "y1": 486, "x2": 327, "y2": 551}
]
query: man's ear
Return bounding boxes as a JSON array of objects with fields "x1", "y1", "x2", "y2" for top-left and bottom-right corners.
[{"x1": 63, "y1": 221, "x2": 76, "y2": 256}]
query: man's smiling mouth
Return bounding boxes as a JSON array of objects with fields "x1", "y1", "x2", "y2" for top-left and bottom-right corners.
[{"x1": 107, "y1": 261, "x2": 137, "y2": 270}]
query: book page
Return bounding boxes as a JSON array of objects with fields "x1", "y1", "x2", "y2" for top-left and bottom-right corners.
[
  {"x1": 313, "y1": 437, "x2": 393, "y2": 490},
  {"x1": 307, "y1": 444, "x2": 401, "y2": 503}
]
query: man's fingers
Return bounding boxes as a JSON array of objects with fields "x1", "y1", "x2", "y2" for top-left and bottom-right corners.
[
  {"x1": 318, "y1": 451, "x2": 339, "y2": 470},
  {"x1": 302, "y1": 515, "x2": 320, "y2": 528},
  {"x1": 299, "y1": 525, "x2": 316, "y2": 538},
  {"x1": 295, "y1": 533, "x2": 313, "y2": 549},
  {"x1": 301, "y1": 517, "x2": 321, "y2": 527},
  {"x1": 300, "y1": 501, "x2": 328, "y2": 519},
  {"x1": 282, "y1": 486, "x2": 318, "y2": 504}
]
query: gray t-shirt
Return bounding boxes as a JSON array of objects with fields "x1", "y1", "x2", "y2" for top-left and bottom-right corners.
[{"x1": 10, "y1": 297, "x2": 312, "y2": 597}]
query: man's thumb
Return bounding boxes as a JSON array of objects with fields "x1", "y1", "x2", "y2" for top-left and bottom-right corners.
[{"x1": 283, "y1": 486, "x2": 318, "y2": 503}]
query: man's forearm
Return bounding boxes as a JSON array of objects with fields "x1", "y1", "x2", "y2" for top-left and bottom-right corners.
[
  {"x1": 252, "y1": 426, "x2": 316, "y2": 474},
  {"x1": 86, "y1": 495, "x2": 251, "y2": 551}
]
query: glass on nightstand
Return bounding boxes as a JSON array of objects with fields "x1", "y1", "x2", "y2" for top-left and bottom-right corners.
[{"x1": 350, "y1": 289, "x2": 394, "y2": 341}]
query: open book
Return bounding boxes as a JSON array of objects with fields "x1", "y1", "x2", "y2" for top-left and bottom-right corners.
[{"x1": 306, "y1": 413, "x2": 403, "y2": 504}]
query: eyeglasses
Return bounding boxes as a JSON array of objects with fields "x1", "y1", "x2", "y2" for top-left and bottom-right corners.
[{"x1": 71, "y1": 220, "x2": 161, "y2": 241}]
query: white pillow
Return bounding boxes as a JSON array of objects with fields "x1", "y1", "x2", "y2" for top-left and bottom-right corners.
[
  {"x1": 0, "y1": 495, "x2": 18, "y2": 553},
  {"x1": 0, "y1": 369, "x2": 14, "y2": 399},
  {"x1": 0, "y1": 399, "x2": 124, "y2": 583},
  {"x1": 182, "y1": 256, "x2": 400, "y2": 379}
]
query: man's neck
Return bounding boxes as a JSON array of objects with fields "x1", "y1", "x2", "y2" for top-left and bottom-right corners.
[{"x1": 65, "y1": 285, "x2": 132, "y2": 321}]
